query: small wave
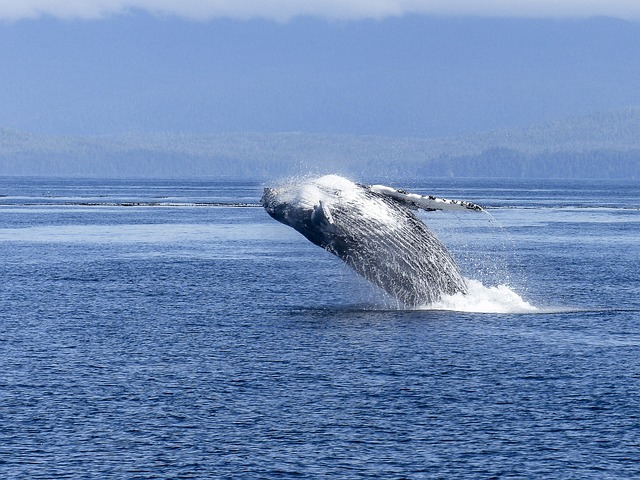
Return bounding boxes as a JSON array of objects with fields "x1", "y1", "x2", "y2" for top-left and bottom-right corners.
[{"x1": 426, "y1": 278, "x2": 538, "y2": 314}]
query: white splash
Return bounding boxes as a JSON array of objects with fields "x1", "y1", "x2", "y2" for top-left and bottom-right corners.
[{"x1": 427, "y1": 278, "x2": 538, "y2": 313}]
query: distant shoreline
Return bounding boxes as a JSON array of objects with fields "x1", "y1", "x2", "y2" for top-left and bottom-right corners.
[{"x1": 1, "y1": 108, "x2": 639, "y2": 180}]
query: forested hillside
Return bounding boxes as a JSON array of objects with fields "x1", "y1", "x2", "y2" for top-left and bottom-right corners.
[{"x1": 1, "y1": 108, "x2": 639, "y2": 179}]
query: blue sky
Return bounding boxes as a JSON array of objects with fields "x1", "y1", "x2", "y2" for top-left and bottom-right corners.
[{"x1": 1, "y1": 1, "x2": 639, "y2": 137}]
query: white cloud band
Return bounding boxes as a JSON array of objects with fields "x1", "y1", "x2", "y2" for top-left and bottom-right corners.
[{"x1": 1, "y1": 0, "x2": 639, "y2": 21}]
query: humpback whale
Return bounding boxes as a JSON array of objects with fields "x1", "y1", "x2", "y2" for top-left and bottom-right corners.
[{"x1": 261, "y1": 175, "x2": 483, "y2": 307}]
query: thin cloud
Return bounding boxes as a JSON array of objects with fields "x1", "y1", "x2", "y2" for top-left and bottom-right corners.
[{"x1": 1, "y1": 0, "x2": 639, "y2": 21}]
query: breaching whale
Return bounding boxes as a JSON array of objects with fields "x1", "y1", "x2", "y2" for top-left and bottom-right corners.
[{"x1": 261, "y1": 175, "x2": 483, "y2": 307}]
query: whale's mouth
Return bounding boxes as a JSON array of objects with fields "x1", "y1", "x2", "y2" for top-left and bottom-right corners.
[
  {"x1": 261, "y1": 187, "x2": 285, "y2": 218},
  {"x1": 260, "y1": 187, "x2": 273, "y2": 207}
]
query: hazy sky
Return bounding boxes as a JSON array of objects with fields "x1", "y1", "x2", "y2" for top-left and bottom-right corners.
[
  {"x1": 2, "y1": 0, "x2": 640, "y2": 21},
  {"x1": 1, "y1": 1, "x2": 639, "y2": 136}
]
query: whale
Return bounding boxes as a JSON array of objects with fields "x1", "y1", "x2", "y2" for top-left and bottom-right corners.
[{"x1": 261, "y1": 175, "x2": 483, "y2": 307}]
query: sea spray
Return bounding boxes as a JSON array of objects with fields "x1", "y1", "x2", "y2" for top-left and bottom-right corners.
[{"x1": 428, "y1": 278, "x2": 538, "y2": 313}]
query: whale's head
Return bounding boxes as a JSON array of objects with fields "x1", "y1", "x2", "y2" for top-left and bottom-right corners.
[{"x1": 261, "y1": 175, "x2": 359, "y2": 249}]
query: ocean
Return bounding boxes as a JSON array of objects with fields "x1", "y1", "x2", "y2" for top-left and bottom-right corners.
[{"x1": 1, "y1": 176, "x2": 639, "y2": 478}]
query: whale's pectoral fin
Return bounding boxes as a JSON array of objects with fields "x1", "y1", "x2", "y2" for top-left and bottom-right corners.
[
  {"x1": 311, "y1": 200, "x2": 336, "y2": 229},
  {"x1": 368, "y1": 184, "x2": 484, "y2": 212}
]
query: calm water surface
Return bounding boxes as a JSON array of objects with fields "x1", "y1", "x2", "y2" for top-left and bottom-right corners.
[{"x1": 1, "y1": 177, "x2": 639, "y2": 478}]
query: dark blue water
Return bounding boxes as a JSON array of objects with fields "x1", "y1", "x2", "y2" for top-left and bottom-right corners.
[{"x1": 1, "y1": 177, "x2": 639, "y2": 478}]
